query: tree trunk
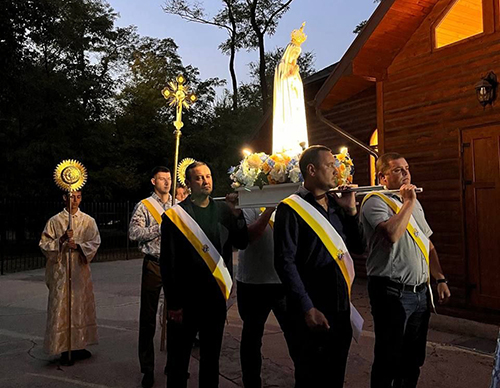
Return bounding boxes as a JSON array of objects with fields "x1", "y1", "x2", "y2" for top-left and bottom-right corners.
[
  {"x1": 226, "y1": 0, "x2": 238, "y2": 110},
  {"x1": 229, "y1": 42, "x2": 238, "y2": 110},
  {"x1": 249, "y1": 0, "x2": 268, "y2": 114},
  {"x1": 257, "y1": 31, "x2": 268, "y2": 114}
]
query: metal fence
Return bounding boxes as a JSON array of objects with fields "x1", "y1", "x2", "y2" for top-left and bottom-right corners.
[{"x1": 0, "y1": 199, "x2": 141, "y2": 275}]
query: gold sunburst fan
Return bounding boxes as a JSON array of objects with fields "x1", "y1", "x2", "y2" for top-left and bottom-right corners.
[
  {"x1": 177, "y1": 157, "x2": 196, "y2": 186},
  {"x1": 54, "y1": 159, "x2": 87, "y2": 192}
]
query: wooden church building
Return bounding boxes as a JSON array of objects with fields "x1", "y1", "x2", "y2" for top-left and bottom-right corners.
[{"x1": 254, "y1": 0, "x2": 500, "y2": 321}]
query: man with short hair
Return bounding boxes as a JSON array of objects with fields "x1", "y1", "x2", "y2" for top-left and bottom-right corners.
[
  {"x1": 274, "y1": 145, "x2": 364, "y2": 388},
  {"x1": 160, "y1": 161, "x2": 248, "y2": 388},
  {"x1": 360, "y1": 152, "x2": 451, "y2": 388},
  {"x1": 40, "y1": 190, "x2": 101, "y2": 365},
  {"x1": 129, "y1": 166, "x2": 174, "y2": 388}
]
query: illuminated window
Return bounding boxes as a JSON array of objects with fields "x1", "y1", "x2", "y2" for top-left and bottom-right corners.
[
  {"x1": 434, "y1": 0, "x2": 483, "y2": 49},
  {"x1": 370, "y1": 129, "x2": 378, "y2": 186}
]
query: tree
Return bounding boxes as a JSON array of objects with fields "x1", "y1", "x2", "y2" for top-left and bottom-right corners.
[
  {"x1": 163, "y1": 0, "x2": 245, "y2": 110},
  {"x1": 243, "y1": 0, "x2": 294, "y2": 113},
  {"x1": 353, "y1": 0, "x2": 382, "y2": 34},
  {"x1": 0, "y1": 0, "x2": 131, "y2": 199}
]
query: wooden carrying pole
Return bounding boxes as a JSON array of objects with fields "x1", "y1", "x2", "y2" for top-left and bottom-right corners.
[
  {"x1": 53, "y1": 159, "x2": 87, "y2": 366},
  {"x1": 66, "y1": 192, "x2": 74, "y2": 365}
]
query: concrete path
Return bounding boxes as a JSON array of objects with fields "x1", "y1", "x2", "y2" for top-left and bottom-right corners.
[{"x1": 0, "y1": 259, "x2": 497, "y2": 387}]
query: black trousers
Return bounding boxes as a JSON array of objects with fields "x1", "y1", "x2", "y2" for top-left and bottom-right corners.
[
  {"x1": 166, "y1": 294, "x2": 227, "y2": 388},
  {"x1": 368, "y1": 277, "x2": 431, "y2": 388},
  {"x1": 138, "y1": 257, "x2": 163, "y2": 374},
  {"x1": 291, "y1": 308, "x2": 352, "y2": 388},
  {"x1": 237, "y1": 281, "x2": 292, "y2": 388}
]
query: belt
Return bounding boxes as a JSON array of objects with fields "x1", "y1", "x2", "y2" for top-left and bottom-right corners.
[{"x1": 370, "y1": 276, "x2": 427, "y2": 293}]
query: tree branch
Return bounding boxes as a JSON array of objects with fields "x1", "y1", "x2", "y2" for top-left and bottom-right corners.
[
  {"x1": 263, "y1": 0, "x2": 294, "y2": 34},
  {"x1": 163, "y1": 1, "x2": 234, "y2": 34}
]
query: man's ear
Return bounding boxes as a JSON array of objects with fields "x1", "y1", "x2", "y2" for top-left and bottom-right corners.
[
  {"x1": 306, "y1": 163, "x2": 315, "y2": 177},
  {"x1": 377, "y1": 172, "x2": 386, "y2": 185},
  {"x1": 151, "y1": 177, "x2": 156, "y2": 186}
]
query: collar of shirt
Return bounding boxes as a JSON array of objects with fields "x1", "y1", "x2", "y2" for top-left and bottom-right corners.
[
  {"x1": 151, "y1": 192, "x2": 172, "y2": 208},
  {"x1": 296, "y1": 186, "x2": 340, "y2": 217},
  {"x1": 62, "y1": 208, "x2": 81, "y2": 218}
]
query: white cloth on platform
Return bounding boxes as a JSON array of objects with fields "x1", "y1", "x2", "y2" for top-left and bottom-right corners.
[{"x1": 39, "y1": 208, "x2": 101, "y2": 355}]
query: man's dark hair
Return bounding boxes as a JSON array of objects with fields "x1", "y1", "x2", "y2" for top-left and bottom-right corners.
[
  {"x1": 185, "y1": 161, "x2": 208, "y2": 182},
  {"x1": 150, "y1": 166, "x2": 170, "y2": 179},
  {"x1": 63, "y1": 190, "x2": 82, "y2": 198},
  {"x1": 376, "y1": 152, "x2": 404, "y2": 175},
  {"x1": 299, "y1": 145, "x2": 332, "y2": 179}
]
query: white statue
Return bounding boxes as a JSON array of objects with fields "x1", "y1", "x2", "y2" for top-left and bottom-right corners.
[{"x1": 272, "y1": 22, "x2": 309, "y2": 155}]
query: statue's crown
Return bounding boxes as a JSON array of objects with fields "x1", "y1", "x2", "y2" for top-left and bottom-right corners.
[{"x1": 291, "y1": 22, "x2": 307, "y2": 46}]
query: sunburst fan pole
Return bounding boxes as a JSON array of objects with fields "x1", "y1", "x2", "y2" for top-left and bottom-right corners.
[
  {"x1": 160, "y1": 76, "x2": 197, "y2": 351},
  {"x1": 53, "y1": 160, "x2": 87, "y2": 365},
  {"x1": 161, "y1": 75, "x2": 197, "y2": 206}
]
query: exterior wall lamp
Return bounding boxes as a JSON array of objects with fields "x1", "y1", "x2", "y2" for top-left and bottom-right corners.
[{"x1": 475, "y1": 71, "x2": 497, "y2": 107}]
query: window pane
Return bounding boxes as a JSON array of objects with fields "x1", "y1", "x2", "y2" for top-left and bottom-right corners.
[{"x1": 435, "y1": 0, "x2": 483, "y2": 49}]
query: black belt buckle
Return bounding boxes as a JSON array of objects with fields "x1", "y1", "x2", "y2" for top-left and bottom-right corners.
[
  {"x1": 386, "y1": 278, "x2": 425, "y2": 293},
  {"x1": 402, "y1": 282, "x2": 426, "y2": 293}
]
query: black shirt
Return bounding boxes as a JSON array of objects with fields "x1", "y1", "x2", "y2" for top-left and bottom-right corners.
[
  {"x1": 192, "y1": 200, "x2": 221, "y2": 253},
  {"x1": 274, "y1": 186, "x2": 364, "y2": 315},
  {"x1": 160, "y1": 197, "x2": 248, "y2": 310}
]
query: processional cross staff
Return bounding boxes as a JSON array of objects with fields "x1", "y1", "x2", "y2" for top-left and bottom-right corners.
[
  {"x1": 162, "y1": 74, "x2": 197, "y2": 206},
  {"x1": 53, "y1": 159, "x2": 88, "y2": 366},
  {"x1": 159, "y1": 75, "x2": 197, "y2": 351}
]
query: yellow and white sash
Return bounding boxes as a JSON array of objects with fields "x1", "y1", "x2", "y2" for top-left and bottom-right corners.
[
  {"x1": 141, "y1": 196, "x2": 167, "y2": 225},
  {"x1": 282, "y1": 194, "x2": 364, "y2": 341},
  {"x1": 165, "y1": 205, "x2": 233, "y2": 300},
  {"x1": 361, "y1": 192, "x2": 435, "y2": 309}
]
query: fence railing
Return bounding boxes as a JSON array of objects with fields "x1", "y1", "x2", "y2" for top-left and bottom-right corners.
[{"x1": 0, "y1": 199, "x2": 141, "y2": 275}]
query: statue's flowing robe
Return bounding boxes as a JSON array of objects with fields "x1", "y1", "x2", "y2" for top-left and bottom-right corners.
[
  {"x1": 272, "y1": 43, "x2": 308, "y2": 155},
  {"x1": 39, "y1": 209, "x2": 101, "y2": 355}
]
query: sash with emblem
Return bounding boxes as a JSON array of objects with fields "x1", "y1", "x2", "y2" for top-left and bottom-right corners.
[
  {"x1": 361, "y1": 192, "x2": 436, "y2": 309},
  {"x1": 281, "y1": 194, "x2": 364, "y2": 341},
  {"x1": 165, "y1": 205, "x2": 233, "y2": 300},
  {"x1": 141, "y1": 196, "x2": 168, "y2": 225}
]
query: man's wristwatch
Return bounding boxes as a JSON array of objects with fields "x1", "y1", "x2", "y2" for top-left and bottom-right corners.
[{"x1": 436, "y1": 278, "x2": 448, "y2": 285}]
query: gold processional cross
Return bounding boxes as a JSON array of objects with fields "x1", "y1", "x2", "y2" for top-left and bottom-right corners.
[{"x1": 162, "y1": 75, "x2": 197, "y2": 206}]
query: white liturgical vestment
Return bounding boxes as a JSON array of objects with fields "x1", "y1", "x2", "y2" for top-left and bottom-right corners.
[{"x1": 39, "y1": 208, "x2": 101, "y2": 355}]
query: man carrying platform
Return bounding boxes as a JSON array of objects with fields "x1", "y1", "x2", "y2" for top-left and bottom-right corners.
[
  {"x1": 274, "y1": 145, "x2": 365, "y2": 388},
  {"x1": 129, "y1": 166, "x2": 174, "y2": 388},
  {"x1": 360, "y1": 152, "x2": 451, "y2": 388},
  {"x1": 160, "y1": 161, "x2": 248, "y2": 388}
]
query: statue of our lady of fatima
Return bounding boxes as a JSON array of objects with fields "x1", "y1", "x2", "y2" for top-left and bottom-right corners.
[{"x1": 272, "y1": 22, "x2": 308, "y2": 155}]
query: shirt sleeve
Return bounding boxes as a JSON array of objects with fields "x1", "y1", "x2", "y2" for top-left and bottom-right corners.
[
  {"x1": 361, "y1": 196, "x2": 393, "y2": 230},
  {"x1": 79, "y1": 217, "x2": 101, "y2": 263},
  {"x1": 242, "y1": 208, "x2": 258, "y2": 226},
  {"x1": 227, "y1": 206, "x2": 248, "y2": 250},
  {"x1": 274, "y1": 203, "x2": 314, "y2": 314},
  {"x1": 128, "y1": 202, "x2": 161, "y2": 242},
  {"x1": 39, "y1": 218, "x2": 62, "y2": 263},
  {"x1": 416, "y1": 200, "x2": 433, "y2": 238}
]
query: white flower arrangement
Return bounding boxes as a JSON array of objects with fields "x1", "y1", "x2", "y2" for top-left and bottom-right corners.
[{"x1": 228, "y1": 148, "x2": 354, "y2": 189}]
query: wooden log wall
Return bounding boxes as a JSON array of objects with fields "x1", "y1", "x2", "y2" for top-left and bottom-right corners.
[
  {"x1": 307, "y1": 86, "x2": 378, "y2": 276},
  {"x1": 382, "y1": 0, "x2": 500, "y2": 314}
]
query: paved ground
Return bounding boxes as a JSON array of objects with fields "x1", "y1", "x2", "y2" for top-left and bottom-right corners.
[{"x1": 0, "y1": 258, "x2": 497, "y2": 388}]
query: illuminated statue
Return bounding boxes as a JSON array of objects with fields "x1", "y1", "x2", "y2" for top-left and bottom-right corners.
[{"x1": 272, "y1": 22, "x2": 308, "y2": 155}]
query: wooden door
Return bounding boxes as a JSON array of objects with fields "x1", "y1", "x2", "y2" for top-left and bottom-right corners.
[{"x1": 462, "y1": 126, "x2": 500, "y2": 310}]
